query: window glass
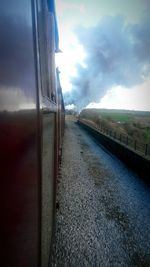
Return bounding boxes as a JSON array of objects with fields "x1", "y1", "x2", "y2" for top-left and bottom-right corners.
[{"x1": 41, "y1": 112, "x2": 55, "y2": 267}]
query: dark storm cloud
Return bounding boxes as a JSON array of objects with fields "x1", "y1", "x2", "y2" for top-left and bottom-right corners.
[{"x1": 64, "y1": 15, "x2": 150, "y2": 109}]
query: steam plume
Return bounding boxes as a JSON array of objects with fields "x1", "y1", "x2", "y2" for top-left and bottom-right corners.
[{"x1": 64, "y1": 15, "x2": 150, "y2": 110}]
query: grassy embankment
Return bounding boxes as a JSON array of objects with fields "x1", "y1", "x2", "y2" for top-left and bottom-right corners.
[{"x1": 79, "y1": 109, "x2": 150, "y2": 144}]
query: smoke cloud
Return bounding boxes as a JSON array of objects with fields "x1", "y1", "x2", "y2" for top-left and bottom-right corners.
[{"x1": 64, "y1": 15, "x2": 150, "y2": 110}]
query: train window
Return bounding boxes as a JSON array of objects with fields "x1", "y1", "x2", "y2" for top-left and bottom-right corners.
[
  {"x1": 46, "y1": 12, "x2": 56, "y2": 102},
  {"x1": 41, "y1": 112, "x2": 55, "y2": 266},
  {"x1": 38, "y1": 1, "x2": 57, "y2": 102},
  {"x1": 47, "y1": 0, "x2": 54, "y2": 13}
]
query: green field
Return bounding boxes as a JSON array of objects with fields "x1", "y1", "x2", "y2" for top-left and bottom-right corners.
[
  {"x1": 145, "y1": 128, "x2": 150, "y2": 142},
  {"x1": 98, "y1": 112, "x2": 133, "y2": 122},
  {"x1": 79, "y1": 109, "x2": 150, "y2": 144}
]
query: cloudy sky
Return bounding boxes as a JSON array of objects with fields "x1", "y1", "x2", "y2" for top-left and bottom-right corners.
[{"x1": 55, "y1": 0, "x2": 150, "y2": 111}]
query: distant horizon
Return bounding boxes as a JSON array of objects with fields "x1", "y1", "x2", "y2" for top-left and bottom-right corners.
[{"x1": 65, "y1": 106, "x2": 150, "y2": 113}]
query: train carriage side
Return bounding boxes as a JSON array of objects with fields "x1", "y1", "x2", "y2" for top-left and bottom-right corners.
[{"x1": 0, "y1": 0, "x2": 63, "y2": 266}]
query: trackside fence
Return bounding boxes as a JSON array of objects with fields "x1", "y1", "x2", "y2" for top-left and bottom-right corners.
[{"x1": 78, "y1": 119, "x2": 150, "y2": 158}]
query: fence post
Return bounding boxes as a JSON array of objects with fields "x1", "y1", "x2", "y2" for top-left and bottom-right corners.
[{"x1": 145, "y1": 144, "x2": 148, "y2": 156}]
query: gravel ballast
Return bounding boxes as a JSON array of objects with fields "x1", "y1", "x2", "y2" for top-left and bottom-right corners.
[{"x1": 50, "y1": 120, "x2": 150, "y2": 267}]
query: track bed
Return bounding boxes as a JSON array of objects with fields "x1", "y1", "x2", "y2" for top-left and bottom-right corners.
[{"x1": 51, "y1": 120, "x2": 150, "y2": 267}]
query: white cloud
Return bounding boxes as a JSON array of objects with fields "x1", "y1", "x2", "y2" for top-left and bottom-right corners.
[
  {"x1": 65, "y1": 104, "x2": 76, "y2": 110},
  {"x1": 86, "y1": 78, "x2": 150, "y2": 111}
]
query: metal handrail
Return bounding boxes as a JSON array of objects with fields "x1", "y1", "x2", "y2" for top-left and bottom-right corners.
[{"x1": 79, "y1": 119, "x2": 150, "y2": 158}]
